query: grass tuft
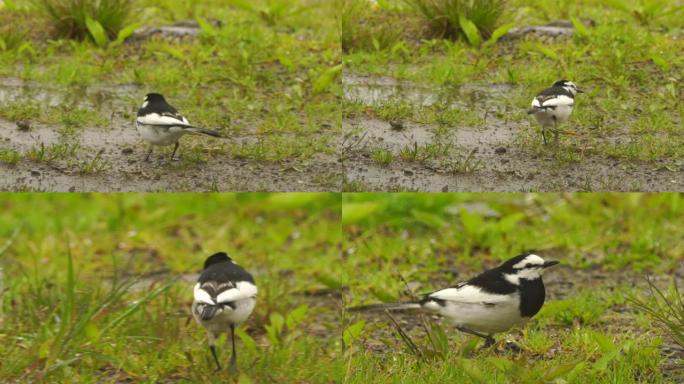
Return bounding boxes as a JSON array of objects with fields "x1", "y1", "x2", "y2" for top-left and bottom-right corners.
[
  {"x1": 33, "y1": 0, "x2": 132, "y2": 41},
  {"x1": 405, "y1": 0, "x2": 506, "y2": 40}
]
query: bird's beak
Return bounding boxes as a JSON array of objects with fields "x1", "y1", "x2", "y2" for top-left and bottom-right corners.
[
  {"x1": 576, "y1": 88, "x2": 584, "y2": 93},
  {"x1": 543, "y1": 260, "x2": 559, "y2": 268}
]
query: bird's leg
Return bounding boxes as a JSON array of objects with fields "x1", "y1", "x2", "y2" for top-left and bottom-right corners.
[
  {"x1": 145, "y1": 146, "x2": 153, "y2": 162},
  {"x1": 541, "y1": 128, "x2": 547, "y2": 145},
  {"x1": 229, "y1": 324, "x2": 237, "y2": 369},
  {"x1": 553, "y1": 119, "x2": 559, "y2": 145},
  {"x1": 208, "y1": 332, "x2": 221, "y2": 371},
  {"x1": 456, "y1": 326, "x2": 495, "y2": 346},
  {"x1": 170, "y1": 141, "x2": 180, "y2": 160}
]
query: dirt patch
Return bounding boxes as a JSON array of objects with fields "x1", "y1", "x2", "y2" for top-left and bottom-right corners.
[
  {"x1": 0, "y1": 79, "x2": 341, "y2": 191},
  {"x1": 343, "y1": 73, "x2": 684, "y2": 192}
]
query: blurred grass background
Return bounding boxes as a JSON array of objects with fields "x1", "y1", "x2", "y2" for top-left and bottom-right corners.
[{"x1": 0, "y1": 192, "x2": 342, "y2": 382}]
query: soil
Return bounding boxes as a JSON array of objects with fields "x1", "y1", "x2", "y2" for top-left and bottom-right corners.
[
  {"x1": 343, "y1": 73, "x2": 684, "y2": 192},
  {"x1": 0, "y1": 78, "x2": 342, "y2": 192}
]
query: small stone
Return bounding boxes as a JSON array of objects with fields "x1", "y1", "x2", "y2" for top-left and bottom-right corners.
[
  {"x1": 389, "y1": 120, "x2": 404, "y2": 131},
  {"x1": 16, "y1": 120, "x2": 31, "y2": 131},
  {"x1": 495, "y1": 147, "x2": 506, "y2": 154},
  {"x1": 442, "y1": 185, "x2": 449, "y2": 192},
  {"x1": 30, "y1": 170, "x2": 40, "y2": 177},
  {"x1": 69, "y1": 186, "x2": 76, "y2": 192},
  {"x1": 122, "y1": 147, "x2": 134, "y2": 155},
  {"x1": 403, "y1": 169, "x2": 413, "y2": 176}
]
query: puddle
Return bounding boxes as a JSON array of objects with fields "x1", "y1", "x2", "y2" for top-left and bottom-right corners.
[
  {"x1": 0, "y1": 77, "x2": 140, "y2": 112},
  {"x1": 343, "y1": 72, "x2": 513, "y2": 108}
]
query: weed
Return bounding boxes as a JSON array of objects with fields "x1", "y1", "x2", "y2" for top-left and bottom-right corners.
[
  {"x1": 34, "y1": 0, "x2": 133, "y2": 41},
  {"x1": 628, "y1": 277, "x2": 684, "y2": 348},
  {"x1": 371, "y1": 148, "x2": 394, "y2": 166},
  {"x1": 405, "y1": 0, "x2": 507, "y2": 40},
  {"x1": 0, "y1": 148, "x2": 21, "y2": 165}
]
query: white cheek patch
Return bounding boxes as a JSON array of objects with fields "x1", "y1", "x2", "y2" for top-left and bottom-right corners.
[
  {"x1": 193, "y1": 283, "x2": 215, "y2": 305},
  {"x1": 505, "y1": 268, "x2": 542, "y2": 285},
  {"x1": 141, "y1": 100, "x2": 149, "y2": 108},
  {"x1": 216, "y1": 281, "x2": 258, "y2": 304}
]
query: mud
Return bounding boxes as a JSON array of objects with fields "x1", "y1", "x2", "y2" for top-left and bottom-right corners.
[
  {"x1": 0, "y1": 79, "x2": 341, "y2": 192},
  {"x1": 343, "y1": 73, "x2": 684, "y2": 192}
]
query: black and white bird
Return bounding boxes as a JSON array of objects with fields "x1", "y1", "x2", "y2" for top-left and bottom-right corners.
[
  {"x1": 527, "y1": 80, "x2": 583, "y2": 145},
  {"x1": 350, "y1": 253, "x2": 558, "y2": 347},
  {"x1": 136, "y1": 93, "x2": 221, "y2": 161},
  {"x1": 192, "y1": 252, "x2": 257, "y2": 370}
]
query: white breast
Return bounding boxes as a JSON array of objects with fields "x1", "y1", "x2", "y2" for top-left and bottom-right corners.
[
  {"x1": 423, "y1": 286, "x2": 524, "y2": 334},
  {"x1": 136, "y1": 122, "x2": 187, "y2": 146}
]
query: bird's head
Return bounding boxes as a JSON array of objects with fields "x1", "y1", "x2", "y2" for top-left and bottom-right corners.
[
  {"x1": 500, "y1": 253, "x2": 559, "y2": 284},
  {"x1": 552, "y1": 80, "x2": 583, "y2": 95},
  {"x1": 142, "y1": 93, "x2": 165, "y2": 108},
  {"x1": 203, "y1": 252, "x2": 233, "y2": 269}
]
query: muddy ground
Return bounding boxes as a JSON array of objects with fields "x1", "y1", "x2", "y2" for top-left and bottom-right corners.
[
  {"x1": 343, "y1": 73, "x2": 684, "y2": 192},
  {"x1": 347, "y1": 261, "x2": 684, "y2": 380},
  {"x1": 0, "y1": 78, "x2": 342, "y2": 192}
]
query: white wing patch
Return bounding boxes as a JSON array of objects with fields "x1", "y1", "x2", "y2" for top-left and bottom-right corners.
[
  {"x1": 216, "y1": 281, "x2": 258, "y2": 304},
  {"x1": 137, "y1": 112, "x2": 190, "y2": 127},
  {"x1": 428, "y1": 284, "x2": 509, "y2": 304},
  {"x1": 193, "y1": 283, "x2": 215, "y2": 305},
  {"x1": 532, "y1": 94, "x2": 574, "y2": 108}
]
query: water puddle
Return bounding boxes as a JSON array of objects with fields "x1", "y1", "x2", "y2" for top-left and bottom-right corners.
[{"x1": 343, "y1": 72, "x2": 513, "y2": 109}]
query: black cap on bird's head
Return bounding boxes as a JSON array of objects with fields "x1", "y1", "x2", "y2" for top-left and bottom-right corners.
[
  {"x1": 144, "y1": 93, "x2": 166, "y2": 102},
  {"x1": 203, "y1": 252, "x2": 233, "y2": 269},
  {"x1": 552, "y1": 80, "x2": 583, "y2": 94}
]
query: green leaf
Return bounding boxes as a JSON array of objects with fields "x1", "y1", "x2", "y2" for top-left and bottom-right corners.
[
  {"x1": 268, "y1": 192, "x2": 326, "y2": 208},
  {"x1": 458, "y1": 14, "x2": 481, "y2": 47},
  {"x1": 411, "y1": 209, "x2": 447, "y2": 228},
  {"x1": 112, "y1": 23, "x2": 141, "y2": 46},
  {"x1": 196, "y1": 16, "x2": 217, "y2": 37},
  {"x1": 286, "y1": 305, "x2": 309, "y2": 329},
  {"x1": 343, "y1": 320, "x2": 366, "y2": 346},
  {"x1": 483, "y1": 22, "x2": 515, "y2": 47},
  {"x1": 85, "y1": 16, "x2": 108, "y2": 47},
  {"x1": 535, "y1": 45, "x2": 558, "y2": 60},
  {"x1": 84, "y1": 322, "x2": 100, "y2": 342},
  {"x1": 342, "y1": 202, "x2": 380, "y2": 225},
  {"x1": 235, "y1": 328, "x2": 257, "y2": 353},
  {"x1": 570, "y1": 17, "x2": 589, "y2": 37},
  {"x1": 312, "y1": 64, "x2": 342, "y2": 95},
  {"x1": 460, "y1": 209, "x2": 484, "y2": 236}
]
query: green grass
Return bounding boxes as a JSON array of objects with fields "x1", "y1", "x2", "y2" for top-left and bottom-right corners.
[
  {"x1": 342, "y1": 193, "x2": 684, "y2": 383},
  {"x1": 0, "y1": 193, "x2": 343, "y2": 382}
]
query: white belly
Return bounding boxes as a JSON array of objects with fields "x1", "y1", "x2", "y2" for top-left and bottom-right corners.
[
  {"x1": 534, "y1": 105, "x2": 574, "y2": 127},
  {"x1": 424, "y1": 295, "x2": 524, "y2": 334},
  {"x1": 136, "y1": 123, "x2": 186, "y2": 146},
  {"x1": 192, "y1": 297, "x2": 256, "y2": 334}
]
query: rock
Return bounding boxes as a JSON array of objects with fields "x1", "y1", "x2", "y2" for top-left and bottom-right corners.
[
  {"x1": 389, "y1": 120, "x2": 404, "y2": 131},
  {"x1": 128, "y1": 19, "x2": 223, "y2": 42},
  {"x1": 16, "y1": 120, "x2": 31, "y2": 131},
  {"x1": 504, "y1": 19, "x2": 596, "y2": 40},
  {"x1": 495, "y1": 146, "x2": 507, "y2": 154}
]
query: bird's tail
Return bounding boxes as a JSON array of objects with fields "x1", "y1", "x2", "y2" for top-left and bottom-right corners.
[
  {"x1": 186, "y1": 127, "x2": 222, "y2": 138},
  {"x1": 347, "y1": 302, "x2": 421, "y2": 312}
]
